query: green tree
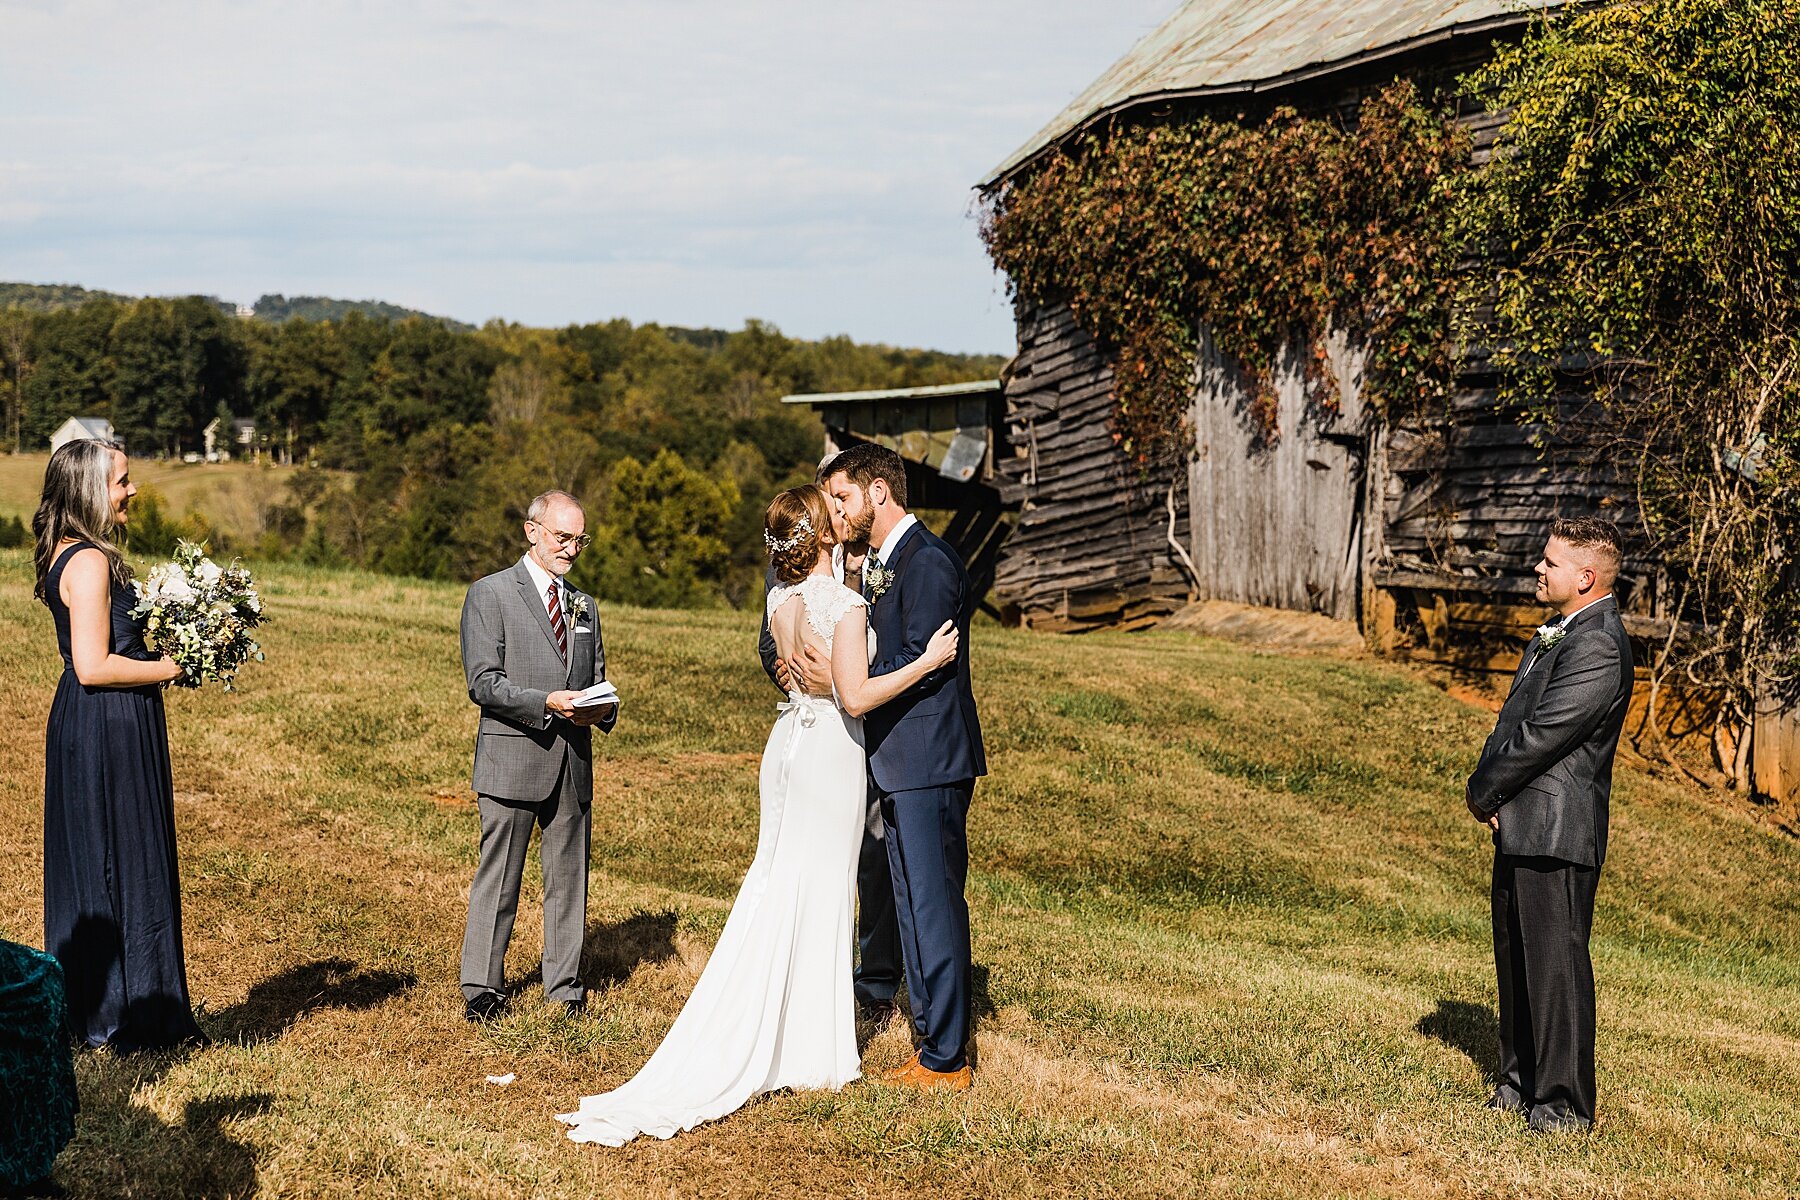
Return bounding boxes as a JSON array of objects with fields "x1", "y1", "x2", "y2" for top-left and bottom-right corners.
[
  {"x1": 20, "y1": 300, "x2": 119, "y2": 448},
  {"x1": 359, "y1": 318, "x2": 500, "y2": 441},
  {"x1": 0, "y1": 307, "x2": 32, "y2": 452},
  {"x1": 246, "y1": 318, "x2": 347, "y2": 459},
  {"x1": 107, "y1": 297, "x2": 246, "y2": 456},
  {"x1": 571, "y1": 449, "x2": 739, "y2": 608}
]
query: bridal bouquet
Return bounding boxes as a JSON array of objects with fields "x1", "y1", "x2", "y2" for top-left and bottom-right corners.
[{"x1": 131, "y1": 540, "x2": 266, "y2": 690}]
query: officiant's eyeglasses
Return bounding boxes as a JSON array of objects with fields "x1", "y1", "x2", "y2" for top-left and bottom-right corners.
[{"x1": 532, "y1": 522, "x2": 592, "y2": 552}]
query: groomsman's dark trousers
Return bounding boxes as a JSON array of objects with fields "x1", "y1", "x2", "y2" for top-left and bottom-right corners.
[
  {"x1": 1492, "y1": 853, "x2": 1599, "y2": 1126},
  {"x1": 854, "y1": 805, "x2": 902, "y2": 1008},
  {"x1": 881, "y1": 781, "x2": 975, "y2": 1073}
]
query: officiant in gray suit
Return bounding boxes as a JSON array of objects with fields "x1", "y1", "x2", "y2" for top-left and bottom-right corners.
[
  {"x1": 459, "y1": 490, "x2": 617, "y2": 1022},
  {"x1": 1466, "y1": 516, "x2": 1633, "y2": 1133}
]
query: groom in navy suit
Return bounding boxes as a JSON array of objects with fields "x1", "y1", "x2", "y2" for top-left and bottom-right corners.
[{"x1": 823, "y1": 443, "x2": 985, "y2": 1091}]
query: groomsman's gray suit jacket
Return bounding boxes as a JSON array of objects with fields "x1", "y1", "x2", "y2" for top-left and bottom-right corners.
[
  {"x1": 1467, "y1": 596, "x2": 1634, "y2": 867},
  {"x1": 460, "y1": 560, "x2": 615, "y2": 804}
]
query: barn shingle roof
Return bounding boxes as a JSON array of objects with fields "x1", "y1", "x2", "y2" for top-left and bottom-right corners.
[{"x1": 982, "y1": 0, "x2": 1560, "y2": 186}]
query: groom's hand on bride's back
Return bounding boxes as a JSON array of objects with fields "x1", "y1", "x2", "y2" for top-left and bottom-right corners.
[{"x1": 793, "y1": 645, "x2": 833, "y2": 694}]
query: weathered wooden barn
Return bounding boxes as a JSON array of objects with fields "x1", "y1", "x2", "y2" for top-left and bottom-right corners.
[
  {"x1": 975, "y1": 0, "x2": 1799, "y2": 801},
  {"x1": 983, "y1": 0, "x2": 1576, "y2": 638},
  {"x1": 786, "y1": 0, "x2": 1797, "y2": 803}
]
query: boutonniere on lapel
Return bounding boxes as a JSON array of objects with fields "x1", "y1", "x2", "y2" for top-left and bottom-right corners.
[
  {"x1": 864, "y1": 561, "x2": 895, "y2": 605},
  {"x1": 1535, "y1": 621, "x2": 1568, "y2": 657},
  {"x1": 565, "y1": 592, "x2": 590, "y2": 622}
]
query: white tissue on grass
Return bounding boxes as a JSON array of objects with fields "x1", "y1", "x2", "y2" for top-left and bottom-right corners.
[{"x1": 485, "y1": 1073, "x2": 516, "y2": 1086}]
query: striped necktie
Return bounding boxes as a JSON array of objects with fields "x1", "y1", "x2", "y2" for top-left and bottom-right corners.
[{"x1": 547, "y1": 579, "x2": 567, "y2": 658}]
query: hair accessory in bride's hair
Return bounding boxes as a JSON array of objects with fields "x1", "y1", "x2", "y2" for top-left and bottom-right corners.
[{"x1": 764, "y1": 514, "x2": 813, "y2": 554}]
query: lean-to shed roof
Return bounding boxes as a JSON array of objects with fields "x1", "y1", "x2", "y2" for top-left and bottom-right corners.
[{"x1": 982, "y1": 0, "x2": 1560, "y2": 186}]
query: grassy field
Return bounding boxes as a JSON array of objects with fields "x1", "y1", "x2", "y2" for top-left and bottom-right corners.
[
  {"x1": 0, "y1": 453, "x2": 299, "y2": 544},
  {"x1": 1, "y1": 550, "x2": 1796, "y2": 1198}
]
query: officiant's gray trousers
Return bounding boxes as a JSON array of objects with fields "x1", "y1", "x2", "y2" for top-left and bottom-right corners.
[
  {"x1": 461, "y1": 762, "x2": 590, "y2": 1004},
  {"x1": 1492, "y1": 853, "x2": 1599, "y2": 1125}
]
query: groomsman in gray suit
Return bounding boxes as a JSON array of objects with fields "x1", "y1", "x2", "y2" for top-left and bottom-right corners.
[
  {"x1": 1466, "y1": 516, "x2": 1633, "y2": 1133},
  {"x1": 459, "y1": 490, "x2": 617, "y2": 1021}
]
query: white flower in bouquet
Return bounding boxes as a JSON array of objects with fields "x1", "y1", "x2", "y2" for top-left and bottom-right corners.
[
  {"x1": 130, "y1": 540, "x2": 267, "y2": 691},
  {"x1": 149, "y1": 567, "x2": 197, "y2": 604}
]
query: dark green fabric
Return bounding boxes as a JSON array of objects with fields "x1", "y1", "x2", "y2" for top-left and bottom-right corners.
[{"x1": 0, "y1": 939, "x2": 78, "y2": 1188}]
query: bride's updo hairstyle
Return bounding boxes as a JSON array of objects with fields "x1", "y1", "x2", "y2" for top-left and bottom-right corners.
[{"x1": 764, "y1": 485, "x2": 833, "y2": 586}]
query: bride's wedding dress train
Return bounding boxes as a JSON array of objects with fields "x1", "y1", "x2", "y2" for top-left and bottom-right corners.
[{"x1": 557, "y1": 575, "x2": 868, "y2": 1146}]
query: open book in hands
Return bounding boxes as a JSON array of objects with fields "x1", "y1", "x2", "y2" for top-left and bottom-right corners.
[{"x1": 572, "y1": 680, "x2": 619, "y2": 709}]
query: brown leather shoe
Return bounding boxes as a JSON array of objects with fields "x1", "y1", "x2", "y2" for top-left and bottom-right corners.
[{"x1": 877, "y1": 1052, "x2": 972, "y2": 1093}]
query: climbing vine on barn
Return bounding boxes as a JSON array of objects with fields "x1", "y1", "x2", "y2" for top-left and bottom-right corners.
[{"x1": 980, "y1": 82, "x2": 1468, "y2": 465}]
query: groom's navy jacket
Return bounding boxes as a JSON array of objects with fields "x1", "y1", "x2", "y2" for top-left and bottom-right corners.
[{"x1": 865, "y1": 520, "x2": 986, "y2": 793}]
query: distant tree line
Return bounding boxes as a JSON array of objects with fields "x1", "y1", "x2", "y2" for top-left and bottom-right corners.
[
  {"x1": 249, "y1": 293, "x2": 473, "y2": 329},
  {"x1": 0, "y1": 293, "x2": 1004, "y2": 606}
]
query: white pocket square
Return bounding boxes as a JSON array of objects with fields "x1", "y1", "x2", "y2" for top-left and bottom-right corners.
[{"x1": 575, "y1": 625, "x2": 591, "y2": 634}]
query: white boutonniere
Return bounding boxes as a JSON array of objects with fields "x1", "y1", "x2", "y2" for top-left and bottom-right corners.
[
  {"x1": 566, "y1": 592, "x2": 590, "y2": 621},
  {"x1": 864, "y1": 561, "x2": 895, "y2": 603},
  {"x1": 1536, "y1": 622, "x2": 1567, "y2": 652}
]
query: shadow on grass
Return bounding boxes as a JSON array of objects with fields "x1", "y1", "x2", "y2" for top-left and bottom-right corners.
[
  {"x1": 1417, "y1": 998, "x2": 1499, "y2": 1079},
  {"x1": 972, "y1": 962, "x2": 995, "y2": 1019},
  {"x1": 206, "y1": 957, "x2": 418, "y2": 1046},
  {"x1": 580, "y1": 910, "x2": 679, "y2": 993},
  {"x1": 58, "y1": 1051, "x2": 270, "y2": 1200}
]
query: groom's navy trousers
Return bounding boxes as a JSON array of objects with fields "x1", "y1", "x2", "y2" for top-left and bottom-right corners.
[
  {"x1": 865, "y1": 520, "x2": 986, "y2": 1074},
  {"x1": 879, "y1": 781, "x2": 974, "y2": 1072}
]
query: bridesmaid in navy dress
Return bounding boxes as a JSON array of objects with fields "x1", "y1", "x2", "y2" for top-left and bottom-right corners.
[{"x1": 33, "y1": 438, "x2": 204, "y2": 1050}]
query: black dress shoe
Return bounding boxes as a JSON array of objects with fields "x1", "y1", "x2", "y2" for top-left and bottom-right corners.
[
  {"x1": 856, "y1": 998, "x2": 896, "y2": 1024},
  {"x1": 464, "y1": 990, "x2": 507, "y2": 1023},
  {"x1": 1485, "y1": 1083, "x2": 1528, "y2": 1114},
  {"x1": 560, "y1": 998, "x2": 587, "y2": 1019},
  {"x1": 1527, "y1": 1104, "x2": 1592, "y2": 1134}
]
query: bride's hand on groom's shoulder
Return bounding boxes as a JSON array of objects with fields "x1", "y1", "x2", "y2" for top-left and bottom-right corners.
[{"x1": 924, "y1": 620, "x2": 959, "y2": 672}]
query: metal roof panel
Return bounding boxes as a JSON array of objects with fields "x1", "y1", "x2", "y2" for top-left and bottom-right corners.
[
  {"x1": 982, "y1": 0, "x2": 1559, "y2": 185},
  {"x1": 781, "y1": 380, "x2": 1001, "y2": 406}
]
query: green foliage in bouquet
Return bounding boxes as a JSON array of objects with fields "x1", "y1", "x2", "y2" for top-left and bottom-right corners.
[{"x1": 132, "y1": 540, "x2": 266, "y2": 691}]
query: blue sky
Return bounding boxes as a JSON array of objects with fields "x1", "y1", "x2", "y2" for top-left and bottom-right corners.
[{"x1": 0, "y1": 1, "x2": 1176, "y2": 354}]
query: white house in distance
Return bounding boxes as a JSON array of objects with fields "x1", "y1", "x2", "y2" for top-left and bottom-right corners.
[
  {"x1": 202, "y1": 416, "x2": 257, "y2": 461},
  {"x1": 49, "y1": 417, "x2": 116, "y2": 453}
]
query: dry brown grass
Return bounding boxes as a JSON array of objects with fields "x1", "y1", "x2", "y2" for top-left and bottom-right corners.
[{"x1": 2, "y1": 550, "x2": 1797, "y2": 1198}]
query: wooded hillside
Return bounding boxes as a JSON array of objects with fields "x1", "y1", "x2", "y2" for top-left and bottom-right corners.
[{"x1": 0, "y1": 290, "x2": 1004, "y2": 606}]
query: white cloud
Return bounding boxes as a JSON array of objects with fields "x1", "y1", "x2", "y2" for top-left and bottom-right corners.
[{"x1": 0, "y1": 0, "x2": 1177, "y2": 351}]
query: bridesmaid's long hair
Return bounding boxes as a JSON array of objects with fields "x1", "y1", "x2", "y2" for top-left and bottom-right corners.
[{"x1": 33, "y1": 438, "x2": 133, "y2": 604}]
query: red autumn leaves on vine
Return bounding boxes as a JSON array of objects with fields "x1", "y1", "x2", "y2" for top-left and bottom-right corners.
[{"x1": 980, "y1": 82, "x2": 1468, "y2": 465}]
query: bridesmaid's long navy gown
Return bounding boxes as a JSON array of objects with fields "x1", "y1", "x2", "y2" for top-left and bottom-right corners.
[{"x1": 42, "y1": 541, "x2": 204, "y2": 1050}]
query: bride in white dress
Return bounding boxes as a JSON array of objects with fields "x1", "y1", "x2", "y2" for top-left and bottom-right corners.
[{"x1": 557, "y1": 484, "x2": 958, "y2": 1146}]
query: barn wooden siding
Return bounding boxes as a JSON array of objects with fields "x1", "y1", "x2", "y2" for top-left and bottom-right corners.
[
  {"x1": 992, "y1": 304, "x2": 1191, "y2": 632},
  {"x1": 1368, "y1": 391, "x2": 1666, "y2": 664},
  {"x1": 987, "y1": 106, "x2": 1798, "y2": 805},
  {"x1": 1188, "y1": 328, "x2": 1368, "y2": 622}
]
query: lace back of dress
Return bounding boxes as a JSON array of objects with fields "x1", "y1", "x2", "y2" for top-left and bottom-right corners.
[{"x1": 767, "y1": 574, "x2": 864, "y2": 656}]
